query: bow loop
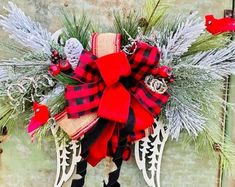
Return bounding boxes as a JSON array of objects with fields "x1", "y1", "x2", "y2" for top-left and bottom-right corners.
[
  {"x1": 72, "y1": 50, "x2": 100, "y2": 83},
  {"x1": 128, "y1": 42, "x2": 161, "y2": 81},
  {"x1": 65, "y1": 81, "x2": 105, "y2": 119},
  {"x1": 95, "y1": 52, "x2": 131, "y2": 87}
]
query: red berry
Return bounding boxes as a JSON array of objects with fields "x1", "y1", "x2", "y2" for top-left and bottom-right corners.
[
  {"x1": 153, "y1": 66, "x2": 172, "y2": 78},
  {"x1": 48, "y1": 64, "x2": 60, "y2": 76},
  {"x1": 52, "y1": 50, "x2": 59, "y2": 57},
  {"x1": 152, "y1": 68, "x2": 159, "y2": 76},
  {"x1": 169, "y1": 78, "x2": 175, "y2": 83},
  {"x1": 59, "y1": 60, "x2": 72, "y2": 71}
]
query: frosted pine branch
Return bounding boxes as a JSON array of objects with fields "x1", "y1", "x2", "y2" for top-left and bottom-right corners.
[
  {"x1": 159, "y1": 12, "x2": 205, "y2": 64},
  {"x1": 0, "y1": 68, "x2": 9, "y2": 82},
  {"x1": 0, "y1": 2, "x2": 52, "y2": 54},
  {"x1": 166, "y1": 101, "x2": 205, "y2": 139},
  {"x1": 166, "y1": 67, "x2": 223, "y2": 139},
  {"x1": 0, "y1": 60, "x2": 50, "y2": 66},
  {"x1": 165, "y1": 40, "x2": 235, "y2": 139},
  {"x1": 174, "y1": 41, "x2": 235, "y2": 80}
]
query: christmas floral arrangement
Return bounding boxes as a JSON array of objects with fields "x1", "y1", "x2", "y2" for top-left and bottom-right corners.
[{"x1": 1, "y1": 1, "x2": 235, "y2": 187}]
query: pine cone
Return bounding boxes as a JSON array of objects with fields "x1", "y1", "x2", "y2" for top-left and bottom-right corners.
[
  {"x1": 213, "y1": 143, "x2": 221, "y2": 152},
  {"x1": 138, "y1": 18, "x2": 149, "y2": 28}
]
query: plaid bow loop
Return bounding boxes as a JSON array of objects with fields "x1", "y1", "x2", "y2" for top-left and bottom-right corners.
[
  {"x1": 128, "y1": 42, "x2": 161, "y2": 81},
  {"x1": 71, "y1": 50, "x2": 100, "y2": 83}
]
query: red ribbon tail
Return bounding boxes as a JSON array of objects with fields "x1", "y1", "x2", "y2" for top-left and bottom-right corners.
[{"x1": 87, "y1": 122, "x2": 116, "y2": 167}]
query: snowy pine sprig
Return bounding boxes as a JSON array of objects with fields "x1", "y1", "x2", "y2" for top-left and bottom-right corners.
[
  {"x1": 0, "y1": 2, "x2": 52, "y2": 54},
  {"x1": 166, "y1": 101, "x2": 205, "y2": 139},
  {"x1": 177, "y1": 41, "x2": 235, "y2": 80},
  {"x1": 165, "y1": 41, "x2": 235, "y2": 139},
  {"x1": 158, "y1": 12, "x2": 205, "y2": 64},
  {"x1": 0, "y1": 68, "x2": 10, "y2": 82}
]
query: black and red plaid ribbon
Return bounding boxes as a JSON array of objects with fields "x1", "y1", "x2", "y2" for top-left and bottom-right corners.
[
  {"x1": 64, "y1": 41, "x2": 170, "y2": 168},
  {"x1": 65, "y1": 42, "x2": 169, "y2": 120}
]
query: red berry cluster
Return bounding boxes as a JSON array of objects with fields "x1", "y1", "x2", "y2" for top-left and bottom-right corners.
[
  {"x1": 152, "y1": 66, "x2": 174, "y2": 83},
  {"x1": 48, "y1": 49, "x2": 72, "y2": 76}
]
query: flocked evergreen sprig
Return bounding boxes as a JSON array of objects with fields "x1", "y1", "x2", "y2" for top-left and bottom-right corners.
[
  {"x1": 138, "y1": 11, "x2": 235, "y2": 139},
  {"x1": 158, "y1": 12, "x2": 205, "y2": 64},
  {"x1": 0, "y1": 2, "x2": 52, "y2": 54}
]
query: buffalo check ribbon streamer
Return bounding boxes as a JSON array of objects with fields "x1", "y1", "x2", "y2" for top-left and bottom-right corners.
[{"x1": 65, "y1": 42, "x2": 170, "y2": 166}]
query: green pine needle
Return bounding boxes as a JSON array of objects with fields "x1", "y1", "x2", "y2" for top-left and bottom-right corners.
[
  {"x1": 182, "y1": 124, "x2": 235, "y2": 173},
  {"x1": 0, "y1": 41, "x2": 29, "y2": 58},
  {"x1": 142, "y1": 0, "x2": 169, "y2": 34},
  {"x1": 60, "y1": 10, "x2": 91, "y2": 49},
  {"x1": 184, "y1": 33, "x2": 231, "y2": 57},
  {"x1": 0, "y1": 98, "x2": 29, "y2": 132},
  {"x1": 23, "y1": 51, "x2": 50, "y2": 61},
  {"x1": 113, "y1": 11, "x2": 140, "y2": 46},
  {"x1": 53, "y1": 73, "x2": 80, "y2": 85}
]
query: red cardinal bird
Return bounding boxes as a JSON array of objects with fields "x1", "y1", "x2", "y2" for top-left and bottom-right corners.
[
  {"x1": 27, "y1": 102, "x2": 50, "y2": 141},
  {"x1": 205, "y1": 15, "x2": 235, "y2": 35}
]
